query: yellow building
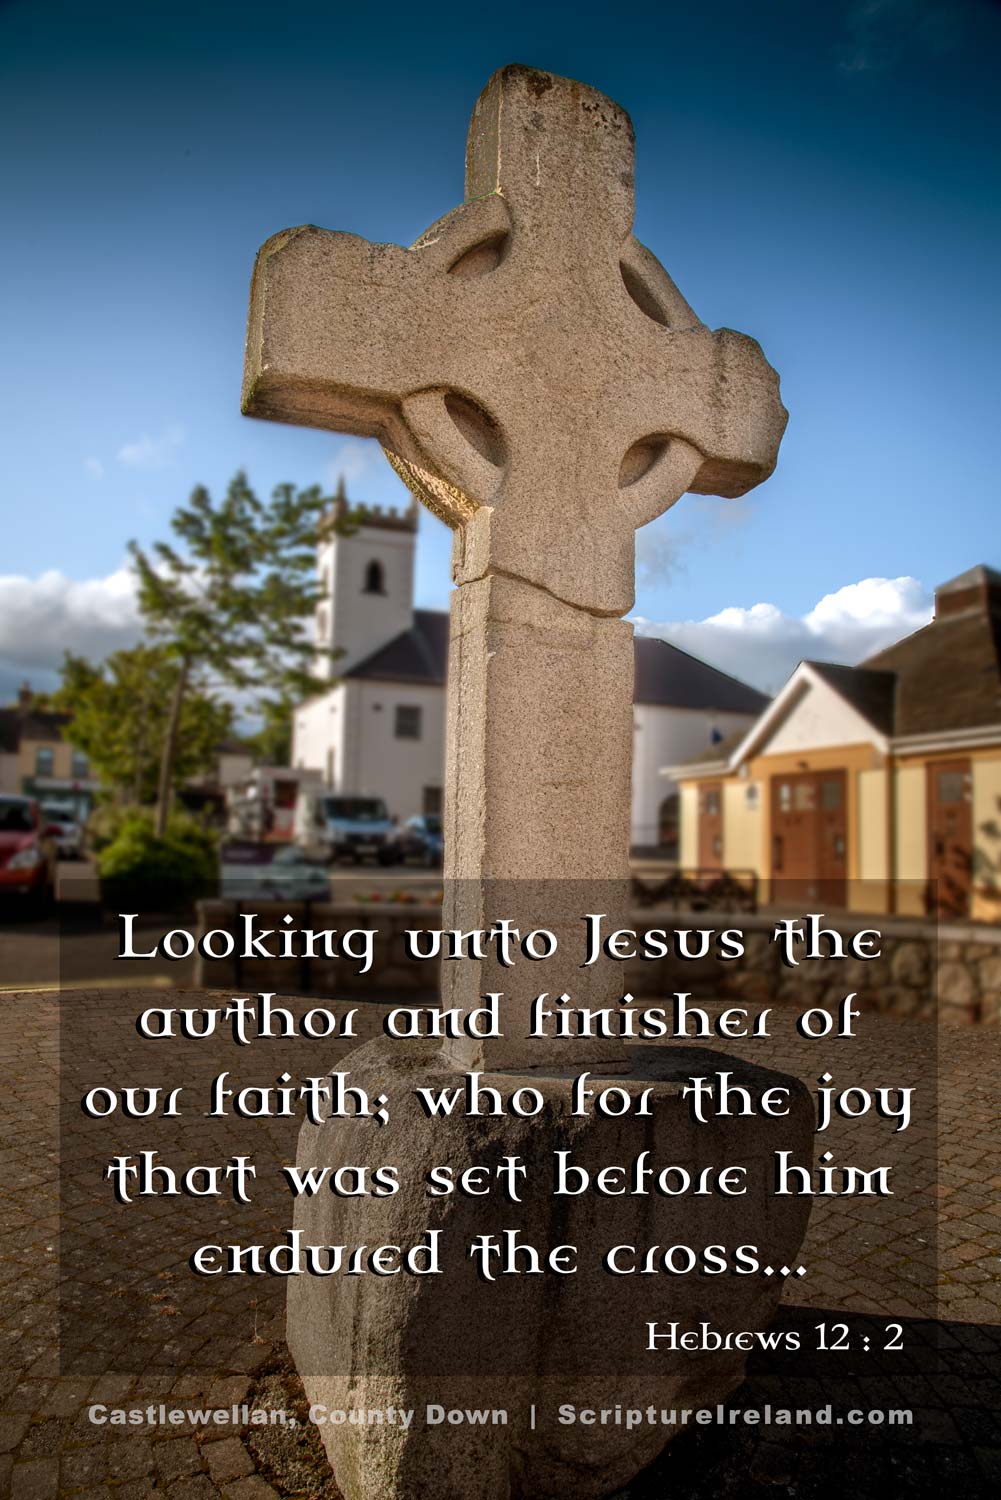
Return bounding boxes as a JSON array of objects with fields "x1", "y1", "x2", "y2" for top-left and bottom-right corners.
[
  {"x1": 0, "y1": 684, "x2": 99, "y2": 815},
  {"x1": 671, "y1": 566, "x2": 1001, "y2": 922}
]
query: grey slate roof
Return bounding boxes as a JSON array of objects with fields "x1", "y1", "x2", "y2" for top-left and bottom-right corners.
[
  {"x1": 346, "y1": 610, "x2": 449, "y2": 686},
  {"x1": 346, "y1": 609, "x2": 770, "y2": 714},
  {"x1": 863, "y1": 603, "x2": 1001, "y2": 735},
  {"x1": 633, "y1": 635, "x2": 769, "y2": 713}
]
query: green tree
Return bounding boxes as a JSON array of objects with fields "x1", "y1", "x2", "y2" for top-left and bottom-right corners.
[
  {"x1": 129, "y1": 471, "x2": 339, "y2": 834},
  {"x1": 55, "y1": 645, "x2": 234, "y2": 804},
  {"x1": 244, "y1": 694, "x2": 295, "y2": 767}
]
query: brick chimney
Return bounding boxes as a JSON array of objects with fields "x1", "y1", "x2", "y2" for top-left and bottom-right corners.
[{"x1": 935, "y1": 565, "x2": 1001, "y2": 620}]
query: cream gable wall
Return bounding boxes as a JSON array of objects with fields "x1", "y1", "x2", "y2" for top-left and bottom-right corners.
[{"x1": 763, "y1": 677, "x2": 880, "y2": 757}]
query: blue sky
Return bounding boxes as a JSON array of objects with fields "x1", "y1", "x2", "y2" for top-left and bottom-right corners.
[{"x1": 1, "y1": 0, "x2": 999, "y2": 697}]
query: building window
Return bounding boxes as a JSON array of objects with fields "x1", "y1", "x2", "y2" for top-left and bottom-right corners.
[
  {"x1": 395, "y1": 705, "x2": 421, "y2": 740},
  {"x1": 364, "y1": 560, "x2": 385, "y2": 595},
  {"x1": 937, "y1": 770, "x2": 967, "y2": 804},
  {"x1": 821, "y1": 777, "x2": 842, "y2": 810},
  {"x1": 35, "y1": 747, "x2": 54, "y2": 777},
  {"x1": 71, "y1": 751, "x2": 89, "y2": 779},
  {"x1": 423, "y1": 786, "x2": 442, "y2": 815}
]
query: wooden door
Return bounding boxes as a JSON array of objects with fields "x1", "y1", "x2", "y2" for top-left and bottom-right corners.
[
  {"x1": 816, "y1": 771, "x2": 847, "y2": 906},
  {"x1": 698, "y1": 782, "x2": 724, "y2": 870},
  {"x1": 771, "y1": 770, "x2": 847, "y2": 906},
  {"x1": 927, "y1": 759, "x2": 972, "y2": 919}
]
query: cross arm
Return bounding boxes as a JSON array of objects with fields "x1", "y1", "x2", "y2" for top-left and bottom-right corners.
[
  {"x1": 618, "y1": 321, "x2": 788, "y2": 528},
  {"x1": 241, "y1": 224, "x2": 432, "y2": 449}
]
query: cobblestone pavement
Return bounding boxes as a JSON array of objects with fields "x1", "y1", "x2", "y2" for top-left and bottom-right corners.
[{"x1": 0, "y1": 989, "x2": 997, "y2": 1497}]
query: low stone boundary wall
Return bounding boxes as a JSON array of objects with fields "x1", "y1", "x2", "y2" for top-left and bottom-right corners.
[
  {"x1": 193, "y1": 900, "x2": 1001, "y2": 1024},
  {"x1": 627, "y1": 911, "x2": 1001, "y2": 1026}
]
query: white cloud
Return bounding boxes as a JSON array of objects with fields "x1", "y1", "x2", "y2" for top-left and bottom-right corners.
[
  {"x1": 83, "y1": 456, "x2": 104, "y2": 480},
  {"x1": 0, "y1": 566, "x2": 142, "y2": 694},
  {"x1": 0, "y1": 562, "x2": 934, "y2": 717},
  {"x1": 117, "y1": 425, "x2": 185, "y2": 469},
  {"x1": 634, "y1": 576, "x2": 933, "y2": 696}
]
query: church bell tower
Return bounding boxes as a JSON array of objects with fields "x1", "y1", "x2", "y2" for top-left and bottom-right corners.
[{"x1": 314, "y1": 476, "x2": 419, "y2": 679}]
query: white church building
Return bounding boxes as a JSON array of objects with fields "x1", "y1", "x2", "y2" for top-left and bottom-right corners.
[{"x1": 292, "y1": 487, "x2": 769, "y2": 853}]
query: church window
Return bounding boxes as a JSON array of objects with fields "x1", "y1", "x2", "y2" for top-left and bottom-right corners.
[
  {"x1": 395, "y1": 705, "x2": 422, "y2": 740},
  {"x1": 364, "y1": 560, "x2": 386, "y2": 595}
]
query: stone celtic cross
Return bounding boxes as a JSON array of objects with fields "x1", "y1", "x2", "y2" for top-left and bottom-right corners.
[
  {"x1": 245, "y1": 73, "x2": 809, "y2": 1500},
  {"x1": 243, "y1": 64, "x2": 786, "y2": 1067}
]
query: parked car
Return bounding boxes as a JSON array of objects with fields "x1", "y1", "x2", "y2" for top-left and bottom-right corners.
[
  {"x1": 398, "y1": 813, "x2": 443, "y2": 867},
  {"x1": 40, "y1": 803, "x2": 84, "y2": 860},
  {"x1": 0, "y1": 796, "x2": 57, "y2": 908},
  {"x1": 294, "y1": 793, "x2": 400, "y2": 865},
  {"x1": 220, "y1": 841, "x2": 330, "y2": 901}
]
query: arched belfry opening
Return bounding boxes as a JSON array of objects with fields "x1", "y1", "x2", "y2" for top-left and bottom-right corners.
[{"x1": 364, "y1": 559, "x2": 386, "y2": 595}]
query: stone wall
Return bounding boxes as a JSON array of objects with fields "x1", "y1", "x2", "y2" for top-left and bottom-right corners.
[
  {"x1": 193, "y1": 900, "x2": 1001, "y2": 1025},
  {"x1": 623, "y1": 912, "x2": 1001, "y2": 1025}
]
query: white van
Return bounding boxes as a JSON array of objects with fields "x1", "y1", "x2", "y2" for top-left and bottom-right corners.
[{"x1": 294, "y1": 791, "x2": 399, "y2": 865}]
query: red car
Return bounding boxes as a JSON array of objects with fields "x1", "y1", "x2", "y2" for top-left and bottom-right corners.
[{"x1": 0, "y1": 795, "x2": 57, "y2": 908}]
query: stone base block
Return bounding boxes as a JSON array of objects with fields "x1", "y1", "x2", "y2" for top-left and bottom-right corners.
[{"x1": 288, "y1": 1037, "x2": 814, "y2": 1499}]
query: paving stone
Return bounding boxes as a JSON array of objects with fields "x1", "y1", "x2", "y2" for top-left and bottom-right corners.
[
  {"x1": 154, "y1": 1438, "x2": 205, "y2": 1483},
  {"x1": 205, "y1": 1379, "x2": 251, "y2": 1411},
  {"x1": 111, "y1": 1482, "x2": 161, "y2": 1500},
  {"x1": 2, "y1": 1383, "x2": 52, "y2": 1415},
  {"x1": 107, "y1": 1438, "x2": 155, "y2": 1481},
  {"x1": 9, "y1": 1456, "x2": 59, "y2": 1499},
  {"x1": 204, "y1": 1439, "x2": 254, "y2": 1484},
  {"x1": 59, "y1": 1444, "x2": 108, "y2": 1487},
  {"x1": 167, "y1": 1476, "x2": 222, "y2": 1500},
  {"x1": 222, "y1": 1478, "x2": 281, "y2": 1500},
  {"x1": 0, "y1": 1415, "x2": 30, "y2": 1454},
  {"x1": 18, "y1": 1417, "x2": 72, "y2": 1460}
]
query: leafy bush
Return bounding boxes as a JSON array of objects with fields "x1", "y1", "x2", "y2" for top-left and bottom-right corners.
[
  {"x1": 97, "y1": 811, "x2": 217, "y2": 908},
  {"x1": 86, "y1": 801, "x2": 140, "y2": 855}
]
